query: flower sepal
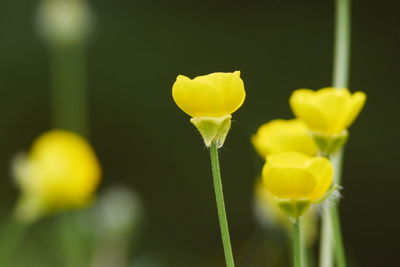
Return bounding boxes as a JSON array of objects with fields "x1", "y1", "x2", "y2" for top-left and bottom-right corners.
[
  {"x1": 312, "y1": 130, "x2": 348, "y2": 156},
  {"x1": 314, "y1": 184, "x2": 340, "y2": 204},
  {"x1": 277, "y1": 198, "x2": 311, "y2": 220},
  {"x1": 190, "y1": 115, "x2": 231, "y2": 148}
]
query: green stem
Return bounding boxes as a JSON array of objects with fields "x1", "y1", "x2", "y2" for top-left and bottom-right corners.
[
  {"x1": 319, "y1": 209, "x2": 333, "y2": 267},
  {"x1": 332, "y1": 0, "x2": 351, "y2": 88},
  {"x1": 320, "y1": 151, "x2": 347, "y2": 267},
  {"x1": 330, "y1": 205, "x2": 346, "y2": 267},
  {"x1": 50, "y1": 43, "x2": 89, "y2": 136},
  {"x1": 292, "y1": 220, "x2": 302, "y2": 267},
  {"x1": 320, "y1": 0, "x2": 351, "y2": 265},
  {"x1": 209, "y1": 143, "x2": 235, "y2": 267},
  {"x1": 0, "y1": 218, "x2": 29, "y2": 267}
]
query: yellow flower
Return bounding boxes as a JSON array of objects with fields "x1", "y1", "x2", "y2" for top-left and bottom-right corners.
[
  {"x1": 262, "y1": 152, "x2": 333, "y2": 217},
  {"x1": 251, "y1": 119, "x2": 317, "y2": 158},
  {"x1": 172, "y1": 71, "x2": 245, "y2": 118},
  {"x1": 290, "y1": 87, "x2": 366, "y2": 135},
  {"x1": 13, "y1": 130, "x2": 101, "y2": 223},
  {"x1": 255, "y1": 179, "x2": 318, "y2": 246},
  {"x1": 172, "y1": 71, "x2": 246, "y2": 148}
]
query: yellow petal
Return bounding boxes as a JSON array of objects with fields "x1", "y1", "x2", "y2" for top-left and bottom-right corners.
[
  {"x1": 267, "y1": 151, "x2": 311, "y2": 168},
  {"x1": 290, "y1": 89, "x2": 330, "y2": 133},
  {"x1": 306, "y1": 157, "x2": 333, "y2": 201},
  {"x1": 172, "y1": 71, "x2": 245, "y2": 118},
  {"x1": 262, "y1": 152, "x2": 318, "y2": 199},
  {"x1": 172, "y1": 78, "x2": 223, "y2": 117},
  {"x1": 315, "y1": 88, "x2": 352, "y2": 134},
  {"x1": 196, "y1": 71, "x2": 245, "y2": 115},
  {"x1": 342, "y1": 91, "x2": 366, "y2": 130},
  {"x1": 262, "y1": 165, "x2": 316, "y2": 199},
  {"x1": 251, "y1": 119, "x2": 317, "y2": 157}
]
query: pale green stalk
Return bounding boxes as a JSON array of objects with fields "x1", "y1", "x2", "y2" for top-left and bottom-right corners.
[
  {"x1": 209, "y1": 143, "x2": 235, "y2": 267},
  {"x1": 292, "y1": 220, "x2": 302, "y2": 267},
  {"x1": 319, "y1": 1, "x2": 350, "y2": 266}
]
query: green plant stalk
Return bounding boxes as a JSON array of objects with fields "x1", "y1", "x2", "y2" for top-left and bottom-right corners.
[
  {"x1": 209, "y1": 143, "x2": 235, "y2": 267},
  {"x1": 0, "y1": 218, "x2": 29, "y2": 267},
  {"x1": 292, "y1": 219, "x2": 302, "y2": 267},
  {"x1": 319, "y1": 0, "x2": 351, "y2": 266},
  {"x1": 330, "y1": 203, "x2": 346, "y2": 267},
  {"x1": 332, "y1": 0, "x2": 351, "y2": 89},
  {"x1": 50, "y1": 43, "x2": 89, "y2": 137},
  {"x1": 320, "y1": 150, "x2": 346, "y2": 267}
]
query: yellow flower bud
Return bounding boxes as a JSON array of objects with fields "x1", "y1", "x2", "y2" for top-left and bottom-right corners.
[
  {"x1": 172, "y1": 71, "x2": 246, "y2": 147},
  {"x1": 251, "y1": 119, "x2": 318, "y2": 158},
  {"x1": 13, "y1": 130, "x2": 101, "y2": 223},
  {"x1": 289, "y1": 87, "x2": 366, "y2": 136},
  {"x1": 172, "y1": 71, "x2": 245, "y2": 118},
  {"x1": 262, "y1": 152, "x2": 333, "y2": 218}
]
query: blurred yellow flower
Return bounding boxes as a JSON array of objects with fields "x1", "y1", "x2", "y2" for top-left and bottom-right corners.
[
  {"x1": 172, "y1": 71, "x2": 245, "y2": 118},
  {"x1": 262, "y1": 152, "x2": 333, "y2": 218},
  {"x1": 290, "y1": 88, "x2": 366, "y2": 135},
  {"x1": 13, "y1": 130, "x2": 101, "y2": 223},
  {"x1": 251, "y1": 119, "x2": 317, "y2": 158}
]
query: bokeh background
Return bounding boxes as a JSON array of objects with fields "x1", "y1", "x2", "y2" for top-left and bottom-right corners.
[{"x1": 0, "y1": 0, "x2": 399, "y2": 266}]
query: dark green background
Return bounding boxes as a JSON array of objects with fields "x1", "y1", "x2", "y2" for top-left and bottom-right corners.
[{"x1": 0, "y1": 0, "x2": 399, "y2": 266}]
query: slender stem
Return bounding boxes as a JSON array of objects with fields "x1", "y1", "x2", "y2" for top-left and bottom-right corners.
[
  {"x1": 209, "y1": 143, "x2": 235, "y2": 267},
  {"x1": 330, "y1": 205, "x2": 347, "y2": 267},
  {"x1": 0, "y1": 218, "x2": 29, "y2": 267},
  {"x1": 292, "y1": 220, "x2": 302, "y2": 267},
  {"x1": 320, "y1": 0, "x2": 351, "y2": 266},
  {"x1": 332, "y1": 0, "x2": 351, "y2": 88},
  {"x1": 320, "y1": 151, "x2": 347, "y2": 267},
  {"x1": 319, "y1": 211, "x2": 333, "y2": 267}
]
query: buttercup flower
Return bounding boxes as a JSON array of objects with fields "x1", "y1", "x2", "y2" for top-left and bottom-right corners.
[
  {"x1": 262, "y1": 152, "x2": 333, "y2": 218},
  {"x1": 172, "y1": 71, "x2": 245, "y2": 147},
  {"x1": 255, "y1": 179, "x2": 318, "y2": 246},
  {"x1": 290, "y1": 88, "x2": 366, "y2": 136},
  {"x1": 251, "y1": 119, "x2": 317, "y2": 158},
  {"x1": 172, "y1": 71, "x2": 245, "y2": 118},
  {"x1": 13, "y1": 130, "x2": 101, "y2": 223}
]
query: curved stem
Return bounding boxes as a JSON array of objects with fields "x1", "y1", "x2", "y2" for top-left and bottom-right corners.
[
  {"x1": 292, "y1": 220, "x2": 302, "y2": 267},
  {"x1": 209, "y1": 143, "x2": 235, "y2": 267}
]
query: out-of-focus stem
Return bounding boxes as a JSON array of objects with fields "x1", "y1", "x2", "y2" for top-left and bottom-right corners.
[{"x1": 49, "y1": 43, "x2": 89, "y2": 136}]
